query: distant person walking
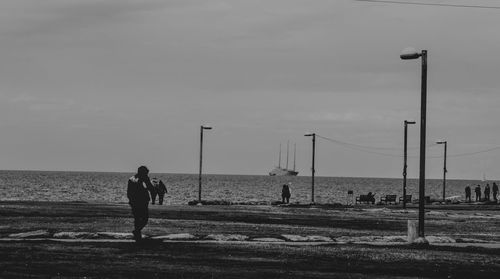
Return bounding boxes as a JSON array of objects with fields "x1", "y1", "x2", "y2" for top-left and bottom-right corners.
[
  {"x1": 149, "y1": 178, "x2": 158, "y2": 205},
  {"x1": 484, "y1": 184, "x2": 491, "y2": 201},
  {"x1": 127, "y1": 166, "x2": 154, "y2": 242},
  {"x1": 156, "y1": 179, "x2": 168, "y2": 205},
  {"x1": 465, "y1": 185, "x2": 471, "y2": 203},
  {"x1": 493, "y1": 182, "x2": 499, "y2": 202},
  {"x1": 281, "y1": 182, "x2": 291, "y2": 204},
  {"x1": 474, "y1": 185, "x2": 482, "y2": 202}
]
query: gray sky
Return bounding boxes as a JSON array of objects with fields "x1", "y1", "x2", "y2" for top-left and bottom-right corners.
[{"x1": 1, "y1": 0, "x2": 500, "y2": 179}]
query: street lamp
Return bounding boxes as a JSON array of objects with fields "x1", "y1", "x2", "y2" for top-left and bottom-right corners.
[
  {"x1": 436, "y1": 141, "x2": 447, "y2": 202},
  {"x1": 401, "y1": 47, "x2": 428, "y2": 238},
  {"x1": 198, "y1": 125, "x2": 212, "y2": 203},
  {"x1": 403, "y1": 120, "x2": 416, "y2": 209},
  {"x1": 304, "y1": 133, "x2": 316, "y2": 204}
]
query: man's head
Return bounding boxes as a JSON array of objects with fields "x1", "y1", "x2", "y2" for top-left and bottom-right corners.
[{"x1": 137, "y1": 166, "x2": 149, "y2": 178}]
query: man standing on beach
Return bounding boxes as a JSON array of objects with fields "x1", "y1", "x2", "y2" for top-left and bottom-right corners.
[
  {"x1": 156, "y1": 179, "x2": 168, "y2": 205},
  {"x1": 493, "y1": 182, "x2": 498, "y2": 202},
  {"x1": 127, "y1": 166, "x2": 154, "y2": 242},
  {"x1": 465, "y1": 185, "x2": 471, "y2": 203},
  {"x1": 475, "y1": 185, "x2": 481, "y2": 202}
]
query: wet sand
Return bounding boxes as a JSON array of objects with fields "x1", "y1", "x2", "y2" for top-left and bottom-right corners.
[{"x1": 1, "y1": 201, "x2": 499, "y2": 278}]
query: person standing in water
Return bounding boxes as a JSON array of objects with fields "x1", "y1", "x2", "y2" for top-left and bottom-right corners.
[{"x1": 127, "y1": 166, "x2": 154, "y2": 242}]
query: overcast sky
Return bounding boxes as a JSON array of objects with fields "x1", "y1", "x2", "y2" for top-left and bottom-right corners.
[{"x1": 1, "y1": 0, "x2": 500, "y2": 179}]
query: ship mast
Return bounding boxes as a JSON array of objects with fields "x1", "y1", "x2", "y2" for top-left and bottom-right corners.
[
  {"x1": 286, "y1": 141, "x2": 289, "y2": 170},
  {"x1": 278, "y1": 143, "x2": 282, "y2": 168},
  {"x1": 293, "y1": 143, "x2": 296, "y2": 171}
]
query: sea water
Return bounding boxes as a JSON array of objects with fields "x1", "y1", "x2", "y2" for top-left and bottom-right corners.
[{"x1": 0, "y1": 170, "x2": 484, "y2": 205}]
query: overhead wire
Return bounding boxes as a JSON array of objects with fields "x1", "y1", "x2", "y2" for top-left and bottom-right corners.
[
  {"x1": 316, "y1": 134, "x2": 500, "y2": 159},
  {"x1": 356, "y1": 0, "x2": 500, "y2": 9}
]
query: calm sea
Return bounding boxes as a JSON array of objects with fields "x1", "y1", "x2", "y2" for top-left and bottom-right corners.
[{"x1": 0, "y1": 170, "x2": 484, "y2": 205}]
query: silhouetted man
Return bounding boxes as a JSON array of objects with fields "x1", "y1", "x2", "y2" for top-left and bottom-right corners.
[
  {"x1": 465, "y1": 185, "x2": 471, "y2": 203},
  {"x1": 475, "y1": 185, "x2": 481, "y2": 202},
  {"x1": 493, "y1": 182, "x2": 499, "y2": 202},
  {"x1": 127, "y1": 166, "x2": 154, "y2": 242},
  {"x1": 281, "y1": 182, "x2": 291, "y2": 204},
  {"x1": 157, "y1": 179, "x2": 168, "y2": 205},
  {"x1": 484, "y1": 184, "x2": 491, "y2": 201}
]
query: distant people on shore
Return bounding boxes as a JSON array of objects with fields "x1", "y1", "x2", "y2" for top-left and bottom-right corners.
[
  {"x1": 493, "y1": 182, "x2": 499, "y2": 202},
  {"x1": 281, "y1": 182, "x2": 291, "y2": 204},
  {"x1": 127, "y1": 165, "x2": 154, "y2": 242},
  {"x1": 465, "y1": 185, "x2": 471, "y2": 203},
  {"x1": 156, "y1": 179, "x2": 168, "y2": 205},
  {"x1": 484, "y1": 184, "x2": 491, "y2": 201},
  {"x1": 475, "y1": 185, "x2": 481, "y2": 202}
]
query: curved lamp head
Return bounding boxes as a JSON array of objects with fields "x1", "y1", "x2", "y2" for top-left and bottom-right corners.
[
  {"x1": 436, "y1": 141, "x2": 447, "y2": 144},
  {"x1": 405, "y1": 120, "x2": 416, "y2": 125},
  {"x1": 400, "y1": 47, "x2": 421, "y2": 60},
  {"x1": 304, "y1": 133, "x2": 315, "y2": 137},
  {"x1": 201, "y1": 125, "x2": 212, "y2": 130}
]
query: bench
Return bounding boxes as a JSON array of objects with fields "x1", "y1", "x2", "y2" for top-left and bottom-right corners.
[
  {"x1": 399, "y1": 195, "x2": 412, "y2": 204},
  {"x1": 356, "y1": 195, "x2": 375, "y2": 204},
  {"x1": 380, "y1": 195, "x2": 397, "y2": 204}
]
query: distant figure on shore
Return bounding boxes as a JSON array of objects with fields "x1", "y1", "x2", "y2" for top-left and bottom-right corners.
[
  {"x1": 127, "y1": 166, "x2": 154, "y2": 242},
  {"x1": 281, "y1": 182, "x2": 291, "y2": 204},
  {"x1": 493, "y1": 182, "x2": 499, "y2": 202},
  {"x1": 149, "y1": 178, "x2": 158, "y2": 205},
  {"x1": 367, "y1": 192, "x2": 375, "y2": 205},
  {"x1": 465, "y1": 185, "x2": 471, "y2": 203},
  {"x1": 475, "y1": 185, "x2": 481, "y2": 202},
  {"x1": 484, "y1": 184, "x2": 491, "y2": 201},
  {"x1": 156, "y1": 179, "x2": 168, "y2": 205}
]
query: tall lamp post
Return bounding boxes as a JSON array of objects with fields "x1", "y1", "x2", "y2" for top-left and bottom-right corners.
[
  {"x1": 436, "y1": 141, "x2": 447, "y2": 202},
  {"x1": 401, "y1": 48, "x2": 428, "y2": 238},
  {"x1": 198, "y1": 125, "x2": 212, "y2": 203},
  {"x1": 403, "y1": 120, "x2": 416, "y2": 209},
  {"x1": 304, "y1": 133, "x2": 316, "y2": 204}
]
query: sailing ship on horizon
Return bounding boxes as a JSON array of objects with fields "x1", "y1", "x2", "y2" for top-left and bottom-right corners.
[{"x1": 269, "y1": 141, "x2": 298, "y2": 176}]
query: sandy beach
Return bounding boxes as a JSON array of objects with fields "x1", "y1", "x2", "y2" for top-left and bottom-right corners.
[{"x1": 1, "y1": 201, "x2": 499, "y2": 278}]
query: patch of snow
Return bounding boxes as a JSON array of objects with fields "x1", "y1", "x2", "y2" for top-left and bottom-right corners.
[
  {"x1": 205, "y1": 234, "x2": 249, "y2": 241},
  {"x1": 9, "y1": 230, "x2": 51, "y2": 238},
  {"x1": 425, "y1": 236, "x2": 455, "y2": 243},
  {"x1": 152, "y1": 233, "x2": 197, "y2": 240},
  {"x1": 282, "y1": 235, "x2": 309, "y2": 242},
  {"x1": 251, "y1": 237, "x2": 285, "y2": 242},
  {"x1": 306, "y1": 235, "x2": 333, "y2": 242},
  {"x1": 53, "y1": 232, "x2": 98, "y2": 239},
  {"x1": 96, "y1": 232, "x2": 133, "y2": 239}
]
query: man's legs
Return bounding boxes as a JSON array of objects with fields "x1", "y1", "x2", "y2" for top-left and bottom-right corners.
[
  {"x1": 158, "y1": 194, "x2": 164, "y2": 205},
  {"x1": 131, "y1": 204, "x2": 149, "y2": 241}
]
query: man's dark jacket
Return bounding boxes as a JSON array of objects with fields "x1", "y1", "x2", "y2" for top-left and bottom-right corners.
[{"x1": 127, "y1": 175, "x2": 153, "y2": 206}]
